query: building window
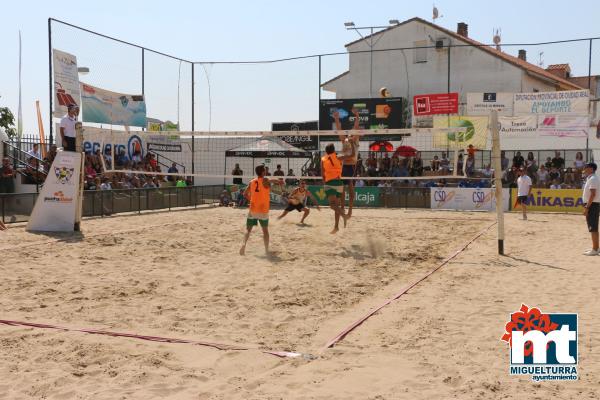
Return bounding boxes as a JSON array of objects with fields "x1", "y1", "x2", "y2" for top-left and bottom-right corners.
[{"x1": 414, "y1": 40, "x2": 427, "y2": 63}]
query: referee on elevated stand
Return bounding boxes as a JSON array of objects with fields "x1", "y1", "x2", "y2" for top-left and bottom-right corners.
[{"x1": 583, "y1": 162, "x2": 600, "y2": 256}]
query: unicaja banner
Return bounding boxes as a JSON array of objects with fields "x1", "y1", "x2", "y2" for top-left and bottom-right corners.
[
  {"x1": 80, "y1": 83, "x2": 147, "y2": 127},
  {"x1": 514, "y1": 90, "x2": 589, "y2": 115},
  {"x1": 53, "y1": 49, "x2": 81, "y2": 117}
]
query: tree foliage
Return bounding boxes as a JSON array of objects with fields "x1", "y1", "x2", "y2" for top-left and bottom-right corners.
[{"x1": 0, "y1": 106, "x2": 17, "y2": 138}]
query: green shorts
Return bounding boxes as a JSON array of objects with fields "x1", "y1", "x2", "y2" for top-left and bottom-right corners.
[
  {"x1": 324, "y1": 179, "x2": 344, "y2": 198},
  {"x1": 247, "y1": 218, "x2": 269, "y2": 228}
]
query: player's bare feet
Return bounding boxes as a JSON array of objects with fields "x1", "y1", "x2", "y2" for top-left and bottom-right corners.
[
  {"x1": 239, "y1": 245, "x2": 246, "y2": 255},
  {"x1": 347, "y1": 208, "x2": 353, "y2": 219},
  {"x1": 342, "y1": 213, "x2": 349, "y2": 228},
  {"x1": 330, "y1": 227, "x2": 339, "y2": 234}
]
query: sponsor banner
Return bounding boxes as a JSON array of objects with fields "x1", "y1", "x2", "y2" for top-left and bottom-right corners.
[
  {"x1": 510, "y1": 188, "x2": 585, "y2": 213},
  {"x1": 80, "y1": 83, "x2": 147, "y2": 127},
  {"x1": 514, "y1": 90, "x2": 589, "y2": 115},
  {"x1": 26, "y1": 151, "x2": 82, "y2": 232},
  {"x1": 499, "y1": 115, "x2": 537, "y2": 135},
  {"x1": 537, "y1": 114, "x2": 589, "y2": 137},
  {"x1": 78, "y1": 126, "x2": 182, "y2": 162},
  {"x1": 53, "y1": 49, "x2": 81, "y2": 117},
  {"x1": 467, "y1": 92, "x2": 513, "y2": 116},
  {"x1": 502, "y1": 304, "x2": 578, "y2": 381},
  {"x1": 413, "y1": 92, "x2": 459, "y2": 116},
  {"x1": 430, "y1": 188, "x2": 509, "y2": 211},
  {"x1": 432, "y1": 116, "x2": 489, "y2": 149},
  {"x1": 272, "y1": 121, "x2": 319, "y2": 151},
  {"x1": 319, "y1": 97, "x2": 405, "y2": 141},
  {"x1": 308, "y1": 186, "x2": 381, "y2": 207}
]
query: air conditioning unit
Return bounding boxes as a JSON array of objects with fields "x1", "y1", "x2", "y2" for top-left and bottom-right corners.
[{"x1": 435, "y1": 37, "x2": 449, "y2": 50}]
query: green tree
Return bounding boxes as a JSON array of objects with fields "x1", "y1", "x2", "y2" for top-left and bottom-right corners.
[{"x1": 0, "y1": 106, "x2": 17, "y2": 138}]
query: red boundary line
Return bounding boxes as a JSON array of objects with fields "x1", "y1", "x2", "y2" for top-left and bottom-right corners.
[
  {"x1": 0, "y1": 319, "x2": 303, "y2": 359},
  {"x1": 324, "y1": 221, "x2": 496, "y2": 349}
]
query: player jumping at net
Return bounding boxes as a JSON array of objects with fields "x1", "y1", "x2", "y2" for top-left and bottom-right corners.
[
  {"x1": 277, "y1": 180, "x2": 320, "y2": 224},
  {"x1": 240, "y1": 165, "x2": 271, "y2": 256},
  {"x1": 333, "y1": 108, "x2": 360, "y2": 218},
  {"x1": 322, "y1": 143, "x2": 353, "y2": 234}
]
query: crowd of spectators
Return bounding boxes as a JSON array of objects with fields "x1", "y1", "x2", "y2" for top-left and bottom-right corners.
[{"x1": 501, "y1": 150, "x2": 587, "y2": 189}]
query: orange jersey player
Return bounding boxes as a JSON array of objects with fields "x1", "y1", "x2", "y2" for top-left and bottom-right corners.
[{"x1": 240, "y1": 165, "x2": 271, "y2": 256}]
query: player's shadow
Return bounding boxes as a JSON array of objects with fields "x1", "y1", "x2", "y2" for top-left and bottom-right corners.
[
  {"x1": 29, "y1": 231, "x2": 85, "y2": 244},
  {"x1": 296, "y1": 223, "x2": 312, "y2": 227},
  {"x1": 502, "y1": 254, "x2": 567, "y2": 271},
  {"x1": 258, "y1": 252, "x2": 284, "y2": 263}
]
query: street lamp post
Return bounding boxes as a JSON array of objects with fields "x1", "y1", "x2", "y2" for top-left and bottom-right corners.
[{"x1": 345, "y1": 20, "x2": 399, "y2": 98}]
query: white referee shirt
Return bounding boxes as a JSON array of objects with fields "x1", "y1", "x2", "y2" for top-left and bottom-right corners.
[
  {"x1": 583, "y1": 174, "x2": 600, "y2": 203},
  {"x1": 60, "y1": 115, "x2": 77, "y2": 138},
  {"x1": 517, "y1": 175, "x2": 532, "y2": 196}
]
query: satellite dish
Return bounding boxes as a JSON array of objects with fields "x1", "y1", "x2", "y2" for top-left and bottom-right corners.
[
  {"x1": 433, "y1": 6, "x2": 439, "y2": 20},
  {"x1": 379, "y1": 87, "x2": 391, "y2": 98}
]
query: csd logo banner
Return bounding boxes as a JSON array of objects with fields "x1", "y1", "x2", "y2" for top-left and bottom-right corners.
[{"x1": 431, "y1": 188, "x2": 509, "y2": 211}]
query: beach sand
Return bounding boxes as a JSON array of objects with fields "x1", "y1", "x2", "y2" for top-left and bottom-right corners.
[{"x1": 0, "y1": 207, "x2": 597, "y2": 399}]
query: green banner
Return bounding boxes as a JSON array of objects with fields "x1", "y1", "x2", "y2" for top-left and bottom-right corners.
[{"x1": 307, "y1": 185, "x2": 381, "y2": 207}]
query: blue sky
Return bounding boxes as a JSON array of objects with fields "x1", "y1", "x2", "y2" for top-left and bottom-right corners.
[{"x1": 1, "y1": 0, "x2": 599, "y2": 134}]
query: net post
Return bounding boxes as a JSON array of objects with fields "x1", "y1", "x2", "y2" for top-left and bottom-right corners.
[
  {"x1": 491, "y1": 110, "x2": 505, "y2": 255},
  {"x1": 74, "y1": 123, "x2": 84, "y2": 231},
  {"x1": 48, "y1": 18, "x2": 54, "y2": 145}
]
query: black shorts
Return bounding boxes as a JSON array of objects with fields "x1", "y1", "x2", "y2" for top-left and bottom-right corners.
[
  {"x1": 342, "y1": 164, "x2": 356, "y2": 185},
  {"x1": 285, "y1": 202, "x2": 306, "y2": 212},
  {"x1": 63, "y1": 136, "x2": 76, "y2": 152},
  {"x1": 586, "y1": 203, "x2": 600, "y2": 233},
  {"x1": 517, "y1": 195, "x2": 528, "y2": 205}
]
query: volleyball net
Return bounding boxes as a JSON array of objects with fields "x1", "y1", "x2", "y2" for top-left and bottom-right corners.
[{"x1": 89, "y1": 125, "x2": 499, "y2": 186}]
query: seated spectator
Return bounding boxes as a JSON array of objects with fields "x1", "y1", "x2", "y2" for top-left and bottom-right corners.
[
  {"x1": 185, "y1": 176, "x2": 193, "y2": 186},
  {"x1": 131, "y1": 149, "x2": 142, "y2": 164},
  {"x1": 382, "y1": 153, "x2": 391, "y2": 173},
  {"x1": 168, "y1": 162, "x2": 179, "y2": 182},
  {"x1": 431, "y1": 155, "x2": 440, "y2": 171},
  {"x1": 552, "y1": 151, "x2": 565, "y2": 169},
  {"x1": 409, "y1": 152, "x2": 423, "y2": 176},
  {"x1": 90, "y1": 177, "x2": 101, "y2": 190},
  {"x1": 265, "y1": 166, "x2": 272, "y2": 176},
  {"x1": 355, "y1": 175, "x2": 365, "y2": 187},
  {"x1": 100, "y1": 177, "x2": 112, "y2": 190},
  {"x1": 176, "y1": 177, "x2": 187, "y2": 188},
  {"x1": 116, "y1": 149, "x2": 129, "y2": 167},
  {"x1": 142, "y1": 177, "x2": 156, "y2": 188},
  {"x1": 512, "y1": 151, "x2": 524, "y2": 169},
  {"x1": 481, "y1": 164, "x2": 493, "y2": 179},
  {"x1": 219, "y1": 190, "x2": 232, "y2": 207},
  {"x1": 45, "y1": 145, "x2": 58, "y2": 166},
  {"x1": 27, "y1": 143, "x2": 41, "y2": 160},
  {"x1": 544, "y1": 157, "x2": 553, "y2": 169},
  {"x1": 111, "y1": 174, "x2": 122, "y2": 190},
  {"x1": 0, "y1": 157, "x2": 16, "y2": 194},
  {"x1": 24, "y1": 157, "x2": 44, "y2": 184},
  {"x1": 285, "y1": 169, "x2": 298, "y2": 186},
  {"x1": 563, "y1": 167, "x2": 575, "y2": 186},
  {"x1": 104, "y1": 148, "x2": 113, "y2": 168},
  {"x1": 148, "y1": 154, "x2": 158, "y2": 169},
  {"x1": 537, "y1": 165, "x2": 549, "y2": 187},
  {"x1": 502, "y1": 166, "x2": 517, "y2": 188},
  {"x1": 548, "y1": 166, "x2": 561, "y2": 183},
  {"x1": 550, "y1": 179, "x2": 562, "y2": 189}
]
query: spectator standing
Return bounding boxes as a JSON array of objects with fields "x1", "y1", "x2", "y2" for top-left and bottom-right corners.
[
  {"x1": 273, "y1": 164, "x2": 285, "y2": 185},
  {"x1": 59, "y1": 104, "x2": 79, "y2": 152},
  {"x1": 525, "y1": 152, "x2": 538, "y2": 184},
  {"x1": 440, "y1": 152, "x2": 450, "y2": 173},
  {"x1": 430, "y1": 155, "x2": 440, "y2": 171},
  {"x1": 27, "y1": 143, "x2": 41, "y2": 160},
  {"x1": 232, "y1": 163, "x2": 243, "y2": 185},
  {"x1": 409, "y1": 152, "x2": 423, "y2": 177},
  {"x1": 582, "y1": 162, "x2": 600, "y2": 255},
  {"x1": 465, "y1": 155, "x2": 475, "y2": 177},
  {"x1": 512, "y1": 151, "x2": 524, "y2": 169},
  {"x1": 544, "y1": 157, "x2": 553, "y2": 169},
  {"x1": 516, "y1": 167, "x2": 533, "y2": 220},
  {"x1": 0, "y1": 158, "x2": 16, "y2": 193},
  {"x1": 500, "y1": 151, "x2": 509, "y2": 171},
  {"x1": 574, "y1": 151, "x2": 585, "y2": 170},
  {"x1": 285, "y1": 169, "x2": 298, "y2": 186},
  {"x1": 552, "y1": 151, "x2": 565, "y2": 170}
]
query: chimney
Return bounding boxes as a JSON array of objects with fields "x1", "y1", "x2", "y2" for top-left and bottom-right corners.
[
  {"x1": 518, "y1": 49, "x2": 527, "y2": 61},
  {"x1": 457, "y1": 22, "x2": 468, "y2": 37}
]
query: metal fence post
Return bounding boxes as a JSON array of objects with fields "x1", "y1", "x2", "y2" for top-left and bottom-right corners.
[
  {"x1": 191, "y1": 63, "x2": 195, "y2": 185},
  {"x1": 48, "y1": 18, "x2": 54, "y2": 145}
]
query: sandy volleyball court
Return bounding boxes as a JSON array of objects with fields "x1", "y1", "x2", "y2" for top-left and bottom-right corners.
[{"x1": 0, "y1": 207, "x2": 598, "y2": 399}]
